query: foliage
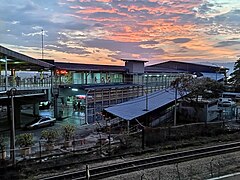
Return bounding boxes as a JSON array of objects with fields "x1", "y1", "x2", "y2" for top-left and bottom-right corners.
[
  {"x1": 41, "y1": 129, "x2": 59, "y2": 143},
  {"x1": 171, "y1": 75, "x2": 224, "y2": 122},
  {"x1": 229, "y1": 58, "x2": 240, "y2": 87},
  {"x1": 0, "y1": 136, "x2": 6, "y2": 151},
  {"x1": 171, "y1": 75, "x2": 224, "y2": 101},
  {"x1": 16, "y1": 133, "x2": 34, "y2": 148},
  {"x1": 62, "y1": 124, "x2": 75, "y2": 141}
]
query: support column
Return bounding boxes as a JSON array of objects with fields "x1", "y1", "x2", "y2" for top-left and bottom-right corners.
[
  {"x1": 14, "y1": 101, "x2": 21, "y2": 128},
  {"x1": 127, "y1": 120, "x2": 130, "y2": 135},
  {"x1": 33, "y1": 103, "x2": 39, "y2": 116},
  {"x1": 5, "y1": 56, "x2": 8, "y2": 91},
  {"x1": 54, "y1": 95, "x2": 58, "y2": 119}
]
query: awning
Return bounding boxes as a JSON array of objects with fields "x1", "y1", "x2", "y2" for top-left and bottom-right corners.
[
  {"x1": 0, "y1": 45, "x2": 54, "y2": 69},
  {"x1": 104, "y1": 88, "x2": 188, "y2": 121}
]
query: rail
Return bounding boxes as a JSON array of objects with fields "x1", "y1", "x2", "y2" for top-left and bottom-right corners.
[{"x1": 40, "y1": 141, "x2": 240, "y2": 180}]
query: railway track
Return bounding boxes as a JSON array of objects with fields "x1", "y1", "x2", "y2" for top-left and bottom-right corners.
[{"x1": 41, "y1": 141, "x2": 240, "y2": 180}]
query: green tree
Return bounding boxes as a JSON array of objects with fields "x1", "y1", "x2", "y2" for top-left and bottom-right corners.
[
  {"x1": 172, "y1": 75, "x2": 223, "y2": 100},
  {"x1": 171, "y1": 75, "x2": 224, "y2": 122},
  {"x1": 229, "y1": 58, "x2": 240, "y2": 90}
]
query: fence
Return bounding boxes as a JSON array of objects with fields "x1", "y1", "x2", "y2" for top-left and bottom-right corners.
[
  {"x1": 0, "y1": 134, "x2": 111, "y2": 167},
  {"x1": 145, "y1": 122, "x2": 224, "y2": 145}
]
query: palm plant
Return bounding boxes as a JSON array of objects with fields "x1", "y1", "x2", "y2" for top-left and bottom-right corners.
[
  {"x1": 16, "y1": 133, "x2": 34, "y2": 148},
  {"x1": 62, "y1": 124, "x2": 75, "y2": 141}
]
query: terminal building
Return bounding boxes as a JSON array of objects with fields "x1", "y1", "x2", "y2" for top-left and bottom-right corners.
[{"x1": 0, "y1": 45, "x2": 228, "y2": 128}]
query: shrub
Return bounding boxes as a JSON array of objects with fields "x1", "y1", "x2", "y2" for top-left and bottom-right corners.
[
  {"x1": 41, "y1": 129, "x2": 59, "y2": 143},
  {"x1": 16, "y1": 133, "x2": 34, "y2": 148},
  {"x1": 0, "y1": 136, "x2": 6, "y2": 151},
  {"x1": 62, "y1": 124, "x2": 75, "y2": 141}
]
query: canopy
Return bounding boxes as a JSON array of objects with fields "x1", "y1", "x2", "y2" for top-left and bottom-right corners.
[{"x1": 104, "y1": 88, "x2": 187, "y2": 121}]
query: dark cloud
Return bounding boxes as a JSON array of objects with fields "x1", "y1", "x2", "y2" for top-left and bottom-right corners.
[
  {"x1": 171, "y1": 38, "x2": 192, "y2": 44},
  {"x1": 141, "y1": 40, "x2": 159, "y2": 45},
  {"x1": 177, "y1": 46, "x2": 191, "y2": 53},
  {"x1": 88, "y1": 12, "x2": 125, "y2": 19},
  {"x1": 215, "y1": 41, "x2": 240, "y2": 47},
  {"x1": 84, "y1": 39, "x2": 164, "y2": 56}
]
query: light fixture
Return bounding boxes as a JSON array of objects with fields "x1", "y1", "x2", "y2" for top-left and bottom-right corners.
[{"x1": 72, "y1": 88, "x2": 78, "y2": 91}]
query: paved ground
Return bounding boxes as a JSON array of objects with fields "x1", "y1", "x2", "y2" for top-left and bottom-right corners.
[{"x1": 1, "y1": 107, "x2": 108, "y2": 162}]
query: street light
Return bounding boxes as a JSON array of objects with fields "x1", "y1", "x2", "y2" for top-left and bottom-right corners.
[
  {"x1": 174, "y1": 83, "x2": 178, "y2": 126},
  {"x1": 144, "y1": 90, "x2": 148, "y2": 111},
  {"x1": 6, "y1": 87, "x2": 17, "y2": 165},
  {"x1": 84, "y1": 89, "x2": 92, "y2": 125}
]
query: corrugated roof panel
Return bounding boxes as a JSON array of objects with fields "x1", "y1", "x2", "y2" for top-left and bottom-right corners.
[{"x1": 105, "y1": 88, "x2": 187, "y2": 120}]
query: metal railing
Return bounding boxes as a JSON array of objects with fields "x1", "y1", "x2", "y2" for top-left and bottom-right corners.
[{"x1": 0, "y1": 75, "x2": 52, "y2": 91}]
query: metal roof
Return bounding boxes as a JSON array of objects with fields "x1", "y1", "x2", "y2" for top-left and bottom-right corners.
[
  {"x1": 144, "y1": 66, "x2": 186, "y2": 73},
  {"x1": 201, "y1": 72, "x2": 225, "y2": 81},
  {"x1": 54, "y1": 62, "x2": 125, "y2": 72},
  {"x1": 148, "y1": 61, "x2": 229, "y2": 74},
  {"x1": 54, "y1": 62, "x2": 186, "y2": 74},
  {"x1": 0, "y1": 45, "x2": 54, "y2": 69},
  {"x1": 104, "y1": 88, "x2": 188, "y2": 121},
  {"x1": 121, "y1": 59, "x2": 148, "y2": 63}
]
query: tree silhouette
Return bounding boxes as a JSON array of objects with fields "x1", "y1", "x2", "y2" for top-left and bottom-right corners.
[
  {"x1": 171, "y1": 75, "x2": 223, "y2": 123},
  {"x1": 229, "y1": 58, "x2": 240, "y2": 91}
]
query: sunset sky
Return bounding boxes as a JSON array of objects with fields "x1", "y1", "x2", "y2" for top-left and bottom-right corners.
[{"x1": 0, "y1": 0, "x2": 240, "y2": 66}]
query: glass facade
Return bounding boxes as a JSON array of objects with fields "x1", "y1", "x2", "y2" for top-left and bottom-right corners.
[{"x1": 71, "y1": 72, "x2": 123, "y2": 85}]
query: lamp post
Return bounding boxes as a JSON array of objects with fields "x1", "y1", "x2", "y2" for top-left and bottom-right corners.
[
  {"x1": 144, "y1": 90, "x2": 148, "y2": 111},
  {"x1": 164, "y1": 74, "x2": 167, "y2": 88},
  {"x1": 84, "y1": 89, "x2": 91, "y2": 125},
  {"x1": 4, "y1": 56, "x2": 8, "y2": 91},
  {"x1": 7, "y1": 88, "x2": 17, "y2": 165},
  {"x1": 174, "y1": 83, "x2": 178, "y2": 126},
  {"x1": 143, "y1": 74, "x2": 149, "y2": 111},
  {"x1": 41, "y1": 29, "x2": 44, "y2": 60}
]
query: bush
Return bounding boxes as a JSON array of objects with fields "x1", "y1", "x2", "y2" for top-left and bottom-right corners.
[
  {"x1": 16, "y1": 133, "x2": 34, "y2": 148},
  {"x1": 0, "y1": 136, "x2": 6, "y2": 151},
  {"x1": 41, "y1": 129, "x2": 59, "y2": 143},
  {"x1": 62, "y1": 124, "x2": 75, "y2": 141}
]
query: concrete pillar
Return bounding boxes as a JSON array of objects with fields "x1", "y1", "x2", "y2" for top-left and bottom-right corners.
[
  {"x1": 33, "y1": 103, "x2": 39, "y2": 116},
  {"x1": 48, "y1": 89, "x2": 52, "y2": 102},
  {"x1": 5, "y1": 56, "x2": 8, "y2": 91},
  {"x1": 14, "y1": 101, "x2": 21, "y2": 128}
]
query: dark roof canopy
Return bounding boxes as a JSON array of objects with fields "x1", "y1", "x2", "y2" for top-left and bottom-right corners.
[
  {"x1": 0, "y1": 45, "x2": 54, "y2": 71},
  {"x1": 121, "y1": 59, "x2": 148, "y2": 63},
  {"x1": 104, "y1": 88, "x2": 188, "y2": 121},
  {"x1": 148, "y1": 60, "x2": 228, "y2": 74},
  {"x1": 54, "y1": 62, "x2": 125, "y2": 72}
]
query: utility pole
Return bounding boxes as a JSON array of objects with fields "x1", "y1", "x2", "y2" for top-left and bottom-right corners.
[
  {"x1": 144, "y1": 74, "x2": 149, "y2": 111},
  {"x1": 144, "y1": 90, "x2": 148, "y2": 111},
  {"x1": 174, "y1": 82, "x2": 178, "y2": 126},
  {"x1": 41, "y1": 29, "x2": 44, "y2": 60},
  {"x1": 7, "y1": 88, "x2": 17, "y2": 165},
  {"x1": 85, "y1": 89, "x2": 91, "y2": 124}
]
